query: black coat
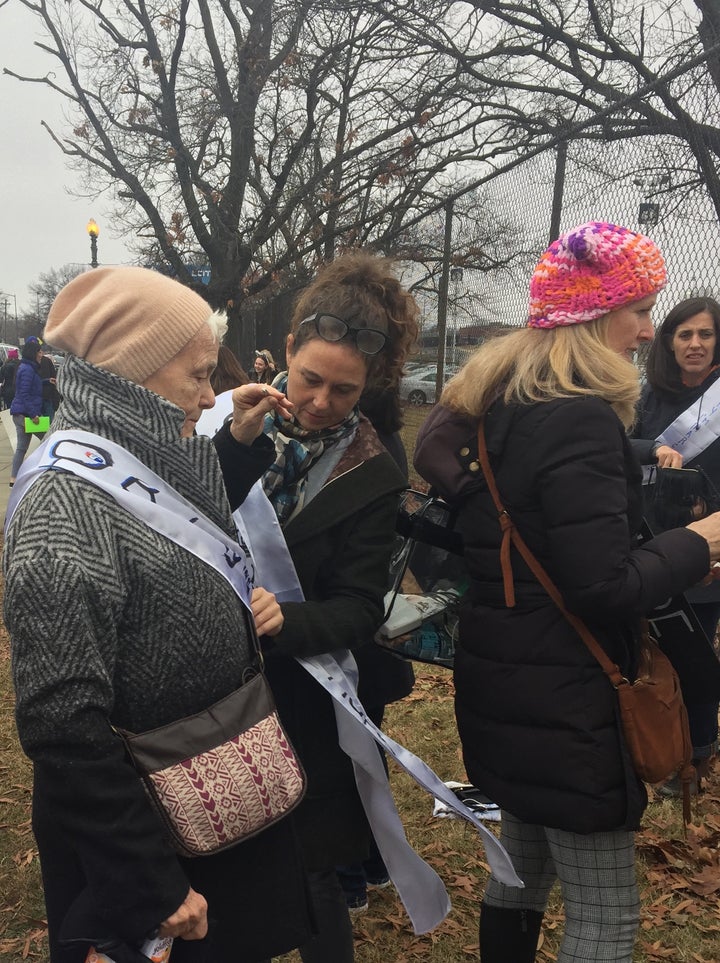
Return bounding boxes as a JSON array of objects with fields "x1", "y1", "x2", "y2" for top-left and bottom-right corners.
[
  {"x1": 215, "y1": 419, "x2": 407, "y2": 869},
  {"x1": 415, "y1": 396, "x2": 709, "y2": 834},
  {"x1": 1, "y1": 358, "x2": 18, "y2": 404}
]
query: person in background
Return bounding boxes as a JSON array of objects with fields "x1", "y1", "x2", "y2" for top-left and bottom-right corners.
[
  {"x1": 0, "y1": 347, "x2": 20, "y2": 409},
  {"x1": 39, "y1": 348, "x2": 61, "y2": 422},
  {"x1": 414, "y1": 222, "x2": 720, "y2": 963},
  {"x1": 250, "y1": 348, "x2": 278, "y2": 385},
  {"x1": 211, "y1": 344, "x2": 250, "y2": 395},
  {"x1": 4, "y1": 266, "x2": 313, "y2": 963},
  {"x1": 9, "y1": 340, "x2": 44, "y2": 485},
  {"x1": 632, "y1": 297, "x2": 720, "y2": 795},
  {"x1": 213, "y1": 250, "x2": 419, "y2": 963}
]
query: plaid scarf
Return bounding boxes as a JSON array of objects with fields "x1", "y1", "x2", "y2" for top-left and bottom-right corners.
[{"x1": 261, "y1": 374, "x2": 359, "y2": 525}]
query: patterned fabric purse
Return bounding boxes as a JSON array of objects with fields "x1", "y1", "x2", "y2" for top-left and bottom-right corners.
[{"x1": 116, "y1": 668, "x2": 306, "y2": 857}]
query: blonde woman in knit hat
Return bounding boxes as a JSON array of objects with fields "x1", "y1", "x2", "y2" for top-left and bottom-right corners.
[
  {"x1": 414, "y1": 222, "x2": 720, "y2": 963},
  {"x1": 3, "y1": 266, "x2": 313, "y2": 963}
]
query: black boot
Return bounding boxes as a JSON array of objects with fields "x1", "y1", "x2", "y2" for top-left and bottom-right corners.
[{"x1": 479, "y1": 903, "x2": 544, "y2": 962}]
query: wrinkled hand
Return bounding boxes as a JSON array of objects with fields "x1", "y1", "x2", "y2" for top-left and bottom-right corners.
[
  {"x1": 158, "y1": 887, "x2": 208, "y2": 940},
  {"x1": 228, "y1": 384, "x2": 294, "y2": 445},
  {"x1": 655, "y1": 445, "x2": 683, "y2": 468},
  {"x1": 31, "y1": 416, "x2": 39, "y2": 424},
  {"x1": 251, "y1": 587, "x2": 284, "y2": 637}
]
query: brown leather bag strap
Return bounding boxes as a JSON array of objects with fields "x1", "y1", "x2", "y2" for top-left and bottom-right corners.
[{"x1": 476, "y1": 418, "x2": 627, "y2": 689}]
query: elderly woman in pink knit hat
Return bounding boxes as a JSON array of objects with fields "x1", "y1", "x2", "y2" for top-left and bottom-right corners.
[
  {"x1": 414, "y1": 222, "x2": 720, "y2": 963},
  {"x1": 3, "y1": 266, "x2": 312, "y2": 963}
]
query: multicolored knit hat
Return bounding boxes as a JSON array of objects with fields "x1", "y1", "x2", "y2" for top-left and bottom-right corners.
[{"x1": 528, "y1": 222, "x2": 666, "y2": 329}]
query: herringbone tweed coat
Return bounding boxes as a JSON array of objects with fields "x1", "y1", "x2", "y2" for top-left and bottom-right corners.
[{"x1": 3, "y1": 355, "x2": 311, "y2": 962}]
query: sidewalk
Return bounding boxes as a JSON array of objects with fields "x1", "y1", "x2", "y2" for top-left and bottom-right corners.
[{"x1": 0, "y1": 414, "x2": 43, "y2": 521}]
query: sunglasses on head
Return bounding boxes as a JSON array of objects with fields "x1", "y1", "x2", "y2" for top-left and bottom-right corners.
[{"x1": 299, "y1": 313, "x2": 387, "y2": 356}]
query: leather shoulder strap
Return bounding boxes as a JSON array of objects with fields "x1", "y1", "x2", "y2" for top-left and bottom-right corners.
[{"x1": 476, "y1": 418, "x2": 626, "y2": 687}]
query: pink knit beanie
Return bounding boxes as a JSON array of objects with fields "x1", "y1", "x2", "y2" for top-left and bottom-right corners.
[
  {"x1": 45, "y1": 266, "x2": 213, "y2": 383},
  {"x1": 528, "y1": 222, "x2": 667, "y2": 329}
]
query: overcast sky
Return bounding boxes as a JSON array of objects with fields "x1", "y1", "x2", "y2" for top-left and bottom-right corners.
[{"x1": 0, "y1": 2, "x2": 132, "y2": 318}]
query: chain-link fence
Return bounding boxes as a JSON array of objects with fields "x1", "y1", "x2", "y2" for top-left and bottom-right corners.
[{"x1": 414, "y1": 51, "x2": 720, "y2": 376}]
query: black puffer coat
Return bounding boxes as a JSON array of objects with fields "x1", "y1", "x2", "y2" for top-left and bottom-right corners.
[{"x1": 415, "y1": 396, "x2": 709, "y2": 834}]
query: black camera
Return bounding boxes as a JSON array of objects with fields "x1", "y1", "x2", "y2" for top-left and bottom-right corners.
[{"x1": 650, "y1": 466, "x2": 720, "y2": 530}]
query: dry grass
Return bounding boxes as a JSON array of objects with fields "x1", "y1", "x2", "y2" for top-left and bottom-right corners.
[{"x1": 2, "y1": 403, "x2": 720, "y2": 962}]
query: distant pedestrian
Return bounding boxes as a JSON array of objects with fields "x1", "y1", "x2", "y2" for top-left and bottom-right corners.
[
  {"x1": 9, "y1": 341, "x2": 44, "y2": 485},
  {"x1": 0, "y1": 348, "x2": 19, "y2": 410},
  {"x1": 250, "y1": 348, "x2": 278, "y2": 385},
  {"x1": 38, "y1": 351, "x2": 61, "y2": 422}
]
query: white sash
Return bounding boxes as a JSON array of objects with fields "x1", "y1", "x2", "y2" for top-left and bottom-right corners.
[
  {"x1": 643, "y1": 375, "x2": 720, "y2": 483},
  {"x1": 6, "y1": 430, "x2": 522, "y2": 933}
]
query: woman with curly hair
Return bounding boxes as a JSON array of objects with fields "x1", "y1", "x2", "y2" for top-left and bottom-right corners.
[{"x1": 212, "y1": 250, "x2": 419, "y2": 963}]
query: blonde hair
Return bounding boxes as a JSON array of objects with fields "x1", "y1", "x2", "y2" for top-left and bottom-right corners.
[{"x1": 441, "y1": 317, "x2": 640, "y2": 429}]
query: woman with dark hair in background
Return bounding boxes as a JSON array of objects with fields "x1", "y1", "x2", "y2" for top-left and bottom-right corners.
[
  {"x1": 632, "y1": 296, "x2": 720, "y2": 795},
  {"x1": 250, "y1": 349, "x2": 278, "y2": 385},
  {"x1": 210, "y1": 344, "x2": 250, "y2": 395},
  {"x1": 9, "y1": 340, "x2": 44, "y2": 485}
]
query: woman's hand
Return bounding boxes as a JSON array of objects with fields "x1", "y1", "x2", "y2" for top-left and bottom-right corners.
[
  {"x1": 251, "y1": 587, "x2": 284, "y2": 636},
  {"x1": 228, "y1": 384, "x2": 293, "y2": 445},
  {"x1": 158, "y1": 887, "x2": 208, "y2": 940},
  {"x1": 655, "y1": 445, "x2": 683, "y2": 468}
]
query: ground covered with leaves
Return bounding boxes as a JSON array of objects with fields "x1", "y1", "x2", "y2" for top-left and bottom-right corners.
[{"x1": 2, "y1": 643, "x2": 719, "y2": 962}]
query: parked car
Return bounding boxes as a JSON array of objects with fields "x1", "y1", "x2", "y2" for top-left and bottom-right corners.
[
  {"x1": 400, "y1": 365, "x2": 459, "y2": 406},
  {"x1": 404, "y1": 361, "x2": 437, "y2": 375}
]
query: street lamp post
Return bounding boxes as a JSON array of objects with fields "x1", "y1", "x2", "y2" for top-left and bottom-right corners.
[
  {"x1": 87, "y1": 218, "x2": 100, "y2": 268},
  {"x1": 0, "y1": 293, "x2": 18, "y2": 344},
  {"x1": 450, "y1": 266, "x2": 463, "y2": 366}
]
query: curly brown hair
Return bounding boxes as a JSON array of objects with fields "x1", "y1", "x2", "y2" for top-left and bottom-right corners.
[{"x1": 289, "y1": 250, "x2": 419, "y2": 391}]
